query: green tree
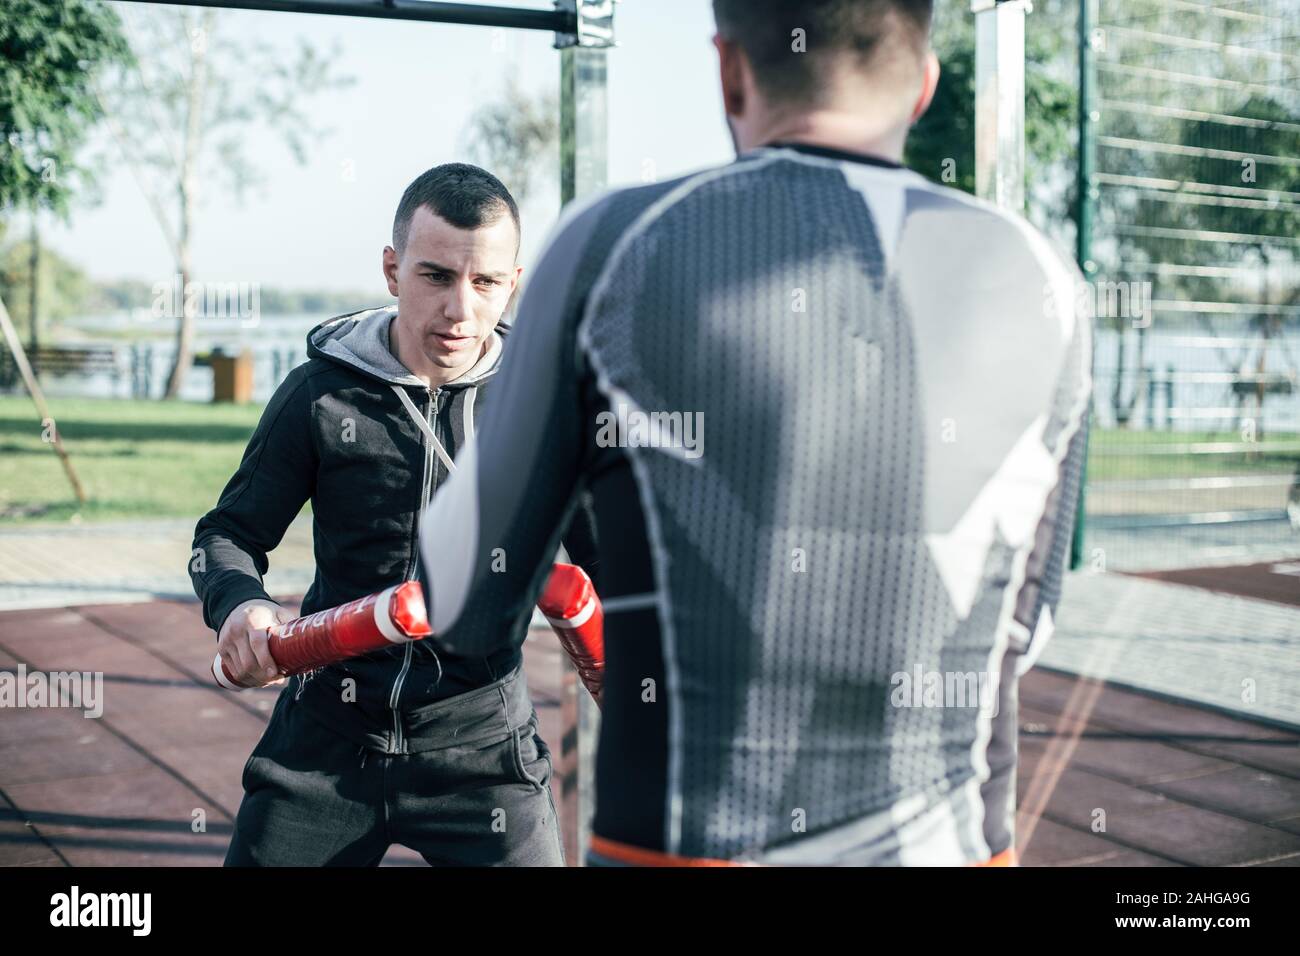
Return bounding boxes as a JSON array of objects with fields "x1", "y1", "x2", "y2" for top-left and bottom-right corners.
[
  {"x1": 906, "y1": 0, "x2": 1077, "y2": 227},
  {"x1": 0, "y1": 0, "x2": 130, "y2": 351},
  {"x1": 0, "y1": 239, "x2": 96, "y2": 333},
  {"x1": 0, "y1": 0, "x2": 129, "y2": 218}
]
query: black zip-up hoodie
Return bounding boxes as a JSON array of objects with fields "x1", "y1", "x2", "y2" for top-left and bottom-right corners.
[{"x1": 190, "y1": 306, "x2": 594, "y2": 753}]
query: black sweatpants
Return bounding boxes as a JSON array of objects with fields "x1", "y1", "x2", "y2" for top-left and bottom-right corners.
[{"x1": 224, "y1": 665, "x2": 564, "y2": 866}]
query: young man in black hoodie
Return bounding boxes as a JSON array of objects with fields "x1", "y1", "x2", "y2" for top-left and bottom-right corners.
[{"x1": 191, "y1": 164, "x2": 585, "y2": 866}]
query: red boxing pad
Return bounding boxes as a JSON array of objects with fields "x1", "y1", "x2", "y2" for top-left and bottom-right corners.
[
  {"x1": 539, "y1": 563, "x2": 605, "y2": 705},
  {"x1": 213, "y1": 581, "x2": 432, "y2": 691}
]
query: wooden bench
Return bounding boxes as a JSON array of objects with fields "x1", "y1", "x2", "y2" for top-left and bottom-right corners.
[{"x1": 10, "y1": 344, "x2": 124, "y2": 376}]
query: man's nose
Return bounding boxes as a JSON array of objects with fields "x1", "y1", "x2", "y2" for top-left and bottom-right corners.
[{"x1": 442, "y1": 279, "x2": 474, "y2": 323}]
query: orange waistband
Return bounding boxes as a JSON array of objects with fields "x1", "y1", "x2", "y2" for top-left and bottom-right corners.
[
  {"x1": 590, "y1": 835, "x2": 1018, "y2": 867},
  {"x1": 975, "y1": 848, "x2": 1017, "y2": 867},
  {"x1": 589, "y1": 835, "x2": 757, "y2": 867}
]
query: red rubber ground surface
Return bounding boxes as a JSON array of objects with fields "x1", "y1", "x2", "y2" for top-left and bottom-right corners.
[{"x1": 1, "y1": 598, "x2": 1297, "y2": 866}]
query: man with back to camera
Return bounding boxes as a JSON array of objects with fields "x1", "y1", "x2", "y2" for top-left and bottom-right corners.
[
  {"x1": 190, "y1": 163, "x2": 595, "y2": 866},
  {"x1": 413, "y1": 0, "x2": 1092, "y2": 865}
]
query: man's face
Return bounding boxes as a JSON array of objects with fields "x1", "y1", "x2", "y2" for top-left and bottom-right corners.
[{"x1": 383, "y1": 206, "x2": 521, "y2": 373}]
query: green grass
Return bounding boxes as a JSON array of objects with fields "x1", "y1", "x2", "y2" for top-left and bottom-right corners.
[
  {"x1": 0, "y1": 396, "x2": 265, "y2": 524},
  {"x1": 1088, "y1": 429, "x2": 1300, "y2": 481}
]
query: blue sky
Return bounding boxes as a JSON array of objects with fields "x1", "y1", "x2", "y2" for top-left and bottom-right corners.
[{"x1": 48, "y1": 0, "x2": 735, "y2": 293}]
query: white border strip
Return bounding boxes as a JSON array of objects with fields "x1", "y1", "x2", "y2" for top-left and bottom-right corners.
[
  {"x1": 545, "y1": 595, "x2": 598, "y2": 630},
  {"x1": 212, "y1": 652, "x2": 244, "y2": 691},
  {"x1": 372, "y1": 584, "x2": 407, "y2": 643},
  {"x1": 392, "y1": 385, "x2": 457, "y2": 474}
]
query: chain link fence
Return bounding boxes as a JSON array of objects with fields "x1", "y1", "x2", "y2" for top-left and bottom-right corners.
[{"x1": 1080, "y1": 0, "x2": 1300, "y2": 571}]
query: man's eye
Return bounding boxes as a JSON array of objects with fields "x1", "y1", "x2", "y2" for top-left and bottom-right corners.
[
  {"x1": 423, "y1": 273, "x2": 449, "y2": 282},
  {"x1": 476, "y1": 278, "x2": 499, "y2": 287}
]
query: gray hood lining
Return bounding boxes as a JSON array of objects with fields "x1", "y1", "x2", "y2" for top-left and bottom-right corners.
[{"x1": 309, "y1": 306, "x2": 504, "y2": 388}]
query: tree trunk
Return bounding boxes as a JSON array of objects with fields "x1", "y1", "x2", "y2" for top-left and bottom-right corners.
[
  {"x1": 27, "y1": 212, "x2": 39, "y2": 378},
  {"x1": 163, "y1": 11, "x2": 212, "y2": 399}
]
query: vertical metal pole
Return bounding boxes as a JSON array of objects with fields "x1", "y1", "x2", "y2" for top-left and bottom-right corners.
[
  {"x1": 559, "y1": 48, "x2": 608, "y2": 209},
  {"x1": 1076, "y1": 0, "x2": 1096, "y2": 278},
  {"x1": 1070, "y1": 0, "x2": 1098, "y2": 570},
  {"x1": 555, "y1": 0, "x2": 613, "y2": 867},
  {"x1": 972, "y1": 0, "x2": 1030, "y2": 211}
]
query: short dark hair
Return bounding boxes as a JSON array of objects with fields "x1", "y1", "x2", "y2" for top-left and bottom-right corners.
[
  {"x1": 392, "y1": 163, "x2": 520, "y2": 258},
  {"x1": 712, "y1": 0, "x2": 933, "y2": 105}
]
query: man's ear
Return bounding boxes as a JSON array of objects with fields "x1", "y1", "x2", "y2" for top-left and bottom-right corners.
[
  {"x1": 382, "y1": 246, "x2": 400, "y2": 298},
  {"x1": 910, "y1": 50, "x2": 941, "y2": 124},
  {"x1": 503, "y1": 267, "x2": 524, "y2": 320},
  {"x1": 714, "y1": 34, "x2": 746, "y2": 118}
]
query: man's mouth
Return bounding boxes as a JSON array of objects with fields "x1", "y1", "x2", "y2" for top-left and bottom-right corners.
[{"x1": 432, "y1": 331, "x2": 476, "y2": 352}]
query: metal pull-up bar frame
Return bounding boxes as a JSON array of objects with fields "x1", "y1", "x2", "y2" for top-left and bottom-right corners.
[{"x1": 129, "y1": 0, "x2": 615, "y2": 46}]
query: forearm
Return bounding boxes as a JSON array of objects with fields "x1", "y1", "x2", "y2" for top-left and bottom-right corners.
[
  {"x1": 560, "y1": 488, "x2": 601, "y2": 590},
  {"x1": 190, "y1": 528, "x2": 279, "y2": 634}
]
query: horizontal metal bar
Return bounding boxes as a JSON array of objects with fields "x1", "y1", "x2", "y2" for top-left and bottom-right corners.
[
  {"x1": 1099, "y1": 263, "x2": 1292, "y2": 281},
  {"x1": 1097, "y1": 173, "x2": 1300, "y2": 206},
  {"x1": 1086, "y1": 509, "x2": 1290, "y2": 529},
  {"x1": 1167, "y1": 407, "x2": 1299, "y2": 419},
  {"x1": 1121, "y1": 370, "x2": 1296, "y2": 384},
  {"x1": 1098, "y1": 185, "x2": 1300, "y2": 215},
  {"x1": 1098, "y1": 98, "x2": 1300, "y2": 135},
  {"x1": 1102, "y1": 334, "x2": 1300, "y2": 349},
  {"x1": 1095, "y1": 441, "x2": 1300, "y2": 456},
  {"x1": 1101, "y1": 24, "x2": 1300, "y2": 65},
  {"x1": 1097, "y1": 60, "x2": 1296, "y2": 99},
  {"x1": 1109, "y1": 223, "x2": 1300, "y2": 247},
  {"x1": 1148, "y1": 301, "x2": 1300, "y2": 317},
  {"x1": 1091, "y1": 474, "x2": 1297, "y2": 492},
  {"x1": 1102, "y1": 0, "x2": 1283, "y2": 27},
  {"x1": 1099, "y1": 214, "x2": 1300, "y2": 240},
  {"x1": 1098, "y1": 135, "x2": 1300, "y2": 167},
  {"x1": 121, "y1": 0, "x2": 577, "y2": 33},
  {"x1": 1094, "y1": 172, "x2": 1300, "y2": 205}
]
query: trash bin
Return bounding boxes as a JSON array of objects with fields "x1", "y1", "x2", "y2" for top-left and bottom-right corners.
[{"x1": 211, "y1": 348, "x2": 254, "y2": 403}]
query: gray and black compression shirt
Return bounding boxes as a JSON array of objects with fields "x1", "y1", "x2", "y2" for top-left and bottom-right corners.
[{"x1": 418, "y1": 142, "x2": 1093, "y2": 865}]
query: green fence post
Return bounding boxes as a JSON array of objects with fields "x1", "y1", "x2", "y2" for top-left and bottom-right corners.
[{"x1": 1071, "y1": 0, "x2": 1099, "y2": 571}]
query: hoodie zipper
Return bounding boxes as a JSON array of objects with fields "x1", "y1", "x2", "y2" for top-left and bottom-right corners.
[{"x1": 388, "y1": 385, "x2": 442, "y2": 753}]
